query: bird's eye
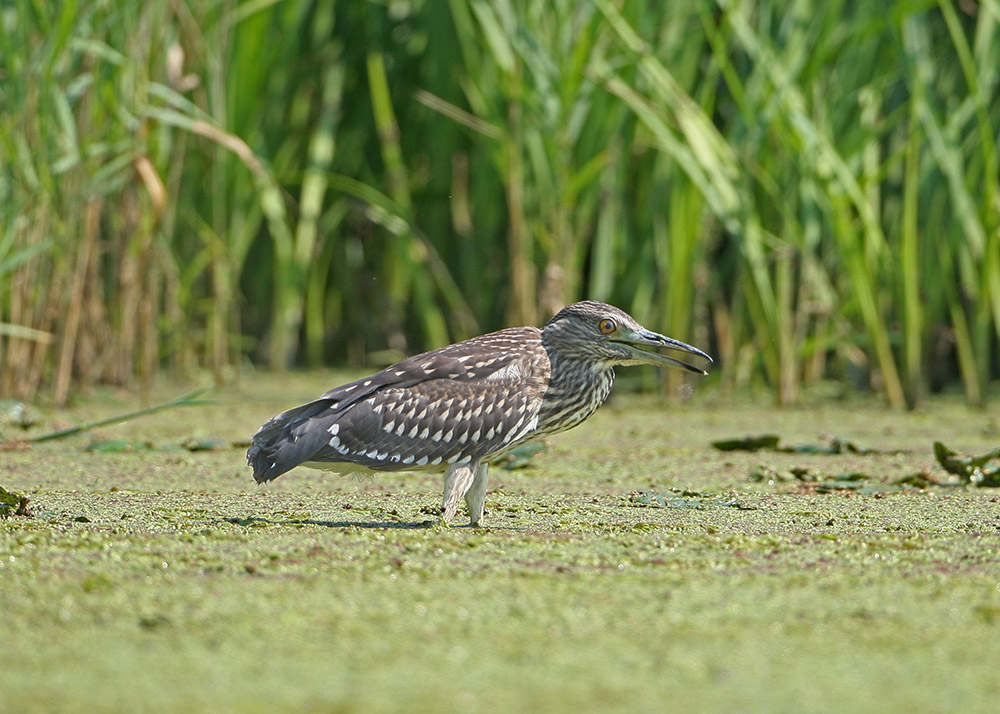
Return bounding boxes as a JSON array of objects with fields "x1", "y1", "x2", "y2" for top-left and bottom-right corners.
[{"x1": 599, "y1": 318, "x2": 616, "y2": 334}]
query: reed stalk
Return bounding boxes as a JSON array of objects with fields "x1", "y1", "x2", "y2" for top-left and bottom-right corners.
[{"x1": 2, "y1": 0, "x2": 997, "y2": 407}]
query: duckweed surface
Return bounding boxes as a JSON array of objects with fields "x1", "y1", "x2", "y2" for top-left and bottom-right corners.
[{"x1": 2, "y1": 374, "x2": 999, "y2": 713}]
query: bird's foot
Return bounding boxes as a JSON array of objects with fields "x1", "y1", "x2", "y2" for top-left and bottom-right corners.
[{"x1": 432, "y1": 515, "x2": 487, "y2": 529}]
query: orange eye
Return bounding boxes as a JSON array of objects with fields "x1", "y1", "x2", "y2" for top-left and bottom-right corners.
[{"x1": 599, "y1": 318, "x2": 616, "y2": 334}]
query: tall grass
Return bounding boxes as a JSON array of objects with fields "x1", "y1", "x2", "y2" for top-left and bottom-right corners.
[{"x1": 1, "y1": 0, "x2": 998, "y2": 407}]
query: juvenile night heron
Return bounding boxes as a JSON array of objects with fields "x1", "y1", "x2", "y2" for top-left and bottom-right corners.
[{"x1": 247, "y1": 301, "x2": 712, "y2": 525}]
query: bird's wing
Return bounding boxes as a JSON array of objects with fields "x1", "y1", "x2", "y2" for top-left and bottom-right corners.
[{"x1": 248, "y1": 327, "x2": 550, "y2": 482}]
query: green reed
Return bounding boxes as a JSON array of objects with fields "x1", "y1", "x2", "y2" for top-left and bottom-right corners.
[{"x1": 1, "y1": 0, "x2": 997, "y2": 407}]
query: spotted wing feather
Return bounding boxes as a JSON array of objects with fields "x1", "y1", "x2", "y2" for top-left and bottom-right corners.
[{"x1": 247, "y1": 327, "x2": 549, "y2": 482}]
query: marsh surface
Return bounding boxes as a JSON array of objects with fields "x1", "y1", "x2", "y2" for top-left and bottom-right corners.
[{"x1": 2, "y1": 373, "x2": 999, "y2": 713}]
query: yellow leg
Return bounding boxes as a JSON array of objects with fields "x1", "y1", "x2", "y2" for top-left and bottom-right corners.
[
  {"x1": 464, "y1": 463, "x2": 489, "y2": 526},
  {"x1": 441, "y1": 463, "x2": 475, "y2": 525}
]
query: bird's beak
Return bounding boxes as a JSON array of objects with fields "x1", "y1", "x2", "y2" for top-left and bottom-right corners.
[{"x1": 612, "y1": 329, "x2": 713, "y2": 375}]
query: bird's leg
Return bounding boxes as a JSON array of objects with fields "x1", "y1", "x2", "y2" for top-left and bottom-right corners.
[
  {"x1": 441, "y1": 463, "x2": 475, "y2": 525},
  {"x1": 464, "y1": 462, "x2": 490, "y2": 527}
]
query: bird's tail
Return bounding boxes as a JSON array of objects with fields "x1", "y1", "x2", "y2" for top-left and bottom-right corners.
[{"x1": 247, "y1": 400, "x2": 336, "y2": 483}]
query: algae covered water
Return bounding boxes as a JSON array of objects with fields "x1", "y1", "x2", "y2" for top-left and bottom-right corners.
[{"x1": 2, "y1": 375, "x2": 999, "y2": 713}]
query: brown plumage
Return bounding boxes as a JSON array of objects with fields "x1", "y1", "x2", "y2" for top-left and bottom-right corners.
[{"x1": 247, "y1": 301, "x2": 712, "y2": 525}]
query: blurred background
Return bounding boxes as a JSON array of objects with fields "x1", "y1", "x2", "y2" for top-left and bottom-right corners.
[{"x1": 2, "y1": 0, "x2": 998, "y2": 409}]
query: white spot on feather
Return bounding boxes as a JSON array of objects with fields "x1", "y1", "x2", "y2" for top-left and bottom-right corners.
[
  {"x1": 515, "y1": 415, "x2": 539, "y2": 440},
  {"x1": 486, "y1": 361, "x2": 523, "y2": 382},
  {"x1": 416, "y1": 456, "x2": 428, "y2": 466},
  {"x1": 383, "y1": 421, "x2": 395, "y2": 433},
  {"x1": 431, "y1": 430, "x2": 443, "y2": 442},
  {"x1": 408, "y1": 425, "x2": 419, "y2": 438},
  {"x1": 328, "y1": 423, "x2": 340, "y2": 435}
]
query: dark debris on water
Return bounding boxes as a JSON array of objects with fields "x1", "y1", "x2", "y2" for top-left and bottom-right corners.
[
  {"x1": 933, "y1": 441, "x2": 1000, "y2": 487},
  {"x1": 713, "y1": 433, "x2": 892, "y2": 454},
  {"x1": 85, "y1": 439, "x2": 155, "y2": 453},
  {"x1": 0, "y1": 485, "x2": 31, "y2": 518},
  {"x1": 748, "y1": 466, "x2": 894, "y2": 495},
  {"x1": 743, "y1": 439, "x2": 1000, "y2": 494},
  {"x1": 629, "y1": 489, "x2": 757, "y2": 510}
]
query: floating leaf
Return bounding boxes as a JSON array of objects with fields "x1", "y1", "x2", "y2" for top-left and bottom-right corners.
[
  {"x1": 138, "y1": 614, "x2": 171, "y2": 629},
  {"x1": 180, "y1": 437, "x2": 227, "y2": 452},
  {"x1": 790, "y1": 467, "x2": 820, "y2": 482},
  {"x1": 933, "y1": 442, "x2": 1000, "y2": 486},
  {"x1": 714, "y1": 434, "x2": 891, "y2": 454},
  {"x1": 748, "y1": 464, "x2": 790, "y2": 483},
  {"x1": 0, "y1": 486, "x2": 30, "y2": 517},
  {"x1": 787, "y1": 437, "x2": 877, "y2": 455},
  {"x1": 749, "y1": 465, "x2": 907, "y2": 495},
  {"x1": 85, "y1": 439, "x2": 154, "y2": 453},
  {"x1": 833, "y1": 472, "x2": 869, "y2": 482},
  {"x1": 712, "y1": 435, "x2": 780, "y2": 451},
  {"x1": 629, "y1": 490, "x2": 757, "y2": 510},
  {"x1": 894, "y1": 472, "x2": 940, "y2": 488}
]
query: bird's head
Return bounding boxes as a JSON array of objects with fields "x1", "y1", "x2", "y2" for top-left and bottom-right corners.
[{"x1": 542, "y1": 300, "x2": 713, "y2": 374}]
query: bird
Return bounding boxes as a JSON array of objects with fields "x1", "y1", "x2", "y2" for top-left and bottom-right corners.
[{"x1": 247, "y1": 300, "x2": 712, "y2": 526}]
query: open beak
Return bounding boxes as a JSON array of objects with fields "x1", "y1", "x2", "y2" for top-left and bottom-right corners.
[{"x1": 612, "y1": 329, "x2": 713, "y2": 375}]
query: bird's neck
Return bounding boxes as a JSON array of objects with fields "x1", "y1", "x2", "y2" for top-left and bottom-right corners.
[{"x1": 536, "y1": 351, "x2": 616, "y2": 436}]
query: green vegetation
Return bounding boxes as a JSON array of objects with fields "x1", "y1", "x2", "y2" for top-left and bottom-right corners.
[
  {"x1": 2, "y1": 376, "x2": 1000, "y2": 712},
  {"x1": 5, "y1": 5, "x2": 998, "y2": 706},
  {"x1": 2, "y1": 1, "x2": 999, "y2": 406}
]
